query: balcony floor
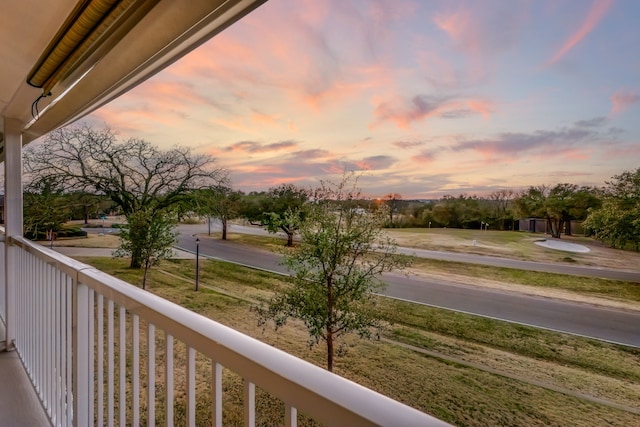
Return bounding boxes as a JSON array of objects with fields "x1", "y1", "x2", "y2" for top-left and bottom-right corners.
[{"x1": 0, "y1": 322, "x2": 51, "y2": 426}]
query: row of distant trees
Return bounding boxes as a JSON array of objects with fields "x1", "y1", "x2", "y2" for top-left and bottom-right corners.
[
  {"x1": 23, "y1": 125, "x2": 640, "y2": 258},
  {"x1": 380, "y1": 174, "x2": 639, "y2": 251},
  {"x1": 21, "y1": 124, "x2": 639, "y2": 371}
]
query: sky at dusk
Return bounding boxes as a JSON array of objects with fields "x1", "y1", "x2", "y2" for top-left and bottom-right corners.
[{"x1": 87, "y1": 0, "x2": 640, "y2": 199}]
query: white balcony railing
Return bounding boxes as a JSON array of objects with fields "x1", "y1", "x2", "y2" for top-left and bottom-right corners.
[{"x1": 1, "y1": 232, "x2": 450, "y2": 427}]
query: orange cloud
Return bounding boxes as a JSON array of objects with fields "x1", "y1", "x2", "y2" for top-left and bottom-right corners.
[
  {"x1": 610, "y1": 91, "x2": 640, "y2": 114},
  {"x1": 545, "y1": 0, "x2": 613, "y2": 66},
  {"x1": 250, "y1": 111, "x2": 281, "y2": 126}
]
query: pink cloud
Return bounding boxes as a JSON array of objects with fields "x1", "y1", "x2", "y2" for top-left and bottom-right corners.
[
  {"x1": 602, "y1": 143, "x2": 640, "y2": 160},
  {"x1": 236, "y1": 165, "x2": 286, "y2": 174},
  {"x1": 610, "y1": 91, "x2": 640, "y2": 114},
  {"x1": 545, "y1": 0, "x2": 613, "y2": 66},
  {"x1": 372, "y1": 95, "x2": 493, "y2": 128},
  {"x1": 434, "y1": 9, "x2": 477, "y2": 53},
  {"x1": 532, "y1": 147, "x2": 592, "y2": 161},
  {"x1": 411, "y1": 151, "x2": 436, "y2": 164},
  {"x1": 433, "y1": 4, "x2": 527, "y2": 83},
  {"x1": 392, "y1": 141, "x2": 424, "y2": 150},
  {"x1": 467, "y1": 99, "x2": 493, "y2": 119},
  {"x1": 225, "y1": 140, "x2": 298, "y2": 154}
]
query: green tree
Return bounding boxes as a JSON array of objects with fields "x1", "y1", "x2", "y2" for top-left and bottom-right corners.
[
  {"x1": 242, "y1": 184, "x2": 308, "y2": 247},
  {"x1": 66, "y1": 191, "x2": 107, "y2": 224},
  {"x1": 430, "y1": 195, "x2": 484, "y2": 229},
  {"x1": 24, "y1": 124, "x2": 226, "y2": 267},
  {"x1": 515, "y1": 184, "x2": 600, "y2": 238},
  {"x1": 115, "y1": 209, "x2": 177, "y2": 289},
  {"x1": 584, "y1": 168, "x2": 640, "y2": 250},
  {"x1": 195, "y1": 186, "x2": 242, "y2": 240},
  {"x1": 23, "y1": 178, "x2": 71, "y2": 240},
  {"x1": 258, "y1": 174, "x2": 409, "y2": 371}
]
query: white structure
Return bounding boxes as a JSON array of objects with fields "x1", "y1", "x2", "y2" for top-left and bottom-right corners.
[{"x1": 0, "y1": 1, "x2": 450, "y2": 425}]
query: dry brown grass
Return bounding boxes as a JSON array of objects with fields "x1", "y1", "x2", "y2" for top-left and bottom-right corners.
[
  {"x1": 386, "y1": 228, "x2": 640, "y2": 270},
  {"x1": 51, "y1": 233, "x2": 121, "y2": 248}
]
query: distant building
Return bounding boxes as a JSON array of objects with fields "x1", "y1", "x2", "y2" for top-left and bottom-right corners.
[
  {"x1": 518, "y1": 218, "x2": 586, "y2": 235},
  {"x1": 519, "y1": 218, "x2": 547, "y2": 233}
]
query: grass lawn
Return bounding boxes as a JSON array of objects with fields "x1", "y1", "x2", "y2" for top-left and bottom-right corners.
[{"x1": 77, "y1": 257, "x2": 640, "y2": 427}]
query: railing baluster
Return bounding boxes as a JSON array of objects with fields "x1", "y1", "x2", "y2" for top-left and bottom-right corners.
[
  {"x1": 65, "y1": 275, "x2": 72, "y2": 426},
  {"x1": 108, "y1": 300, "x2": 115, "y2": 427},
  {"x1": 244, "y1": 379, "x2": 256, "y2": 427},
  {"x1": 97, "y1": 293, "x2": 104, "y2": 426},
  {"x1": 36, "y1": 257, "x2": 42, "y2": 397},
  {"x1": 0, "y1": 239, "x2": 5, "y2": 323},
  {"x1": 148, "y1": 323, "x2": 156, "y2": 427},
  {"x1": 133, "y1": 314, "x2": 140, "y2": 426},
  {"x1": 45, "y1": 263, "x2": 51, "y2": 417},
  {"x1": 211, "y1": 362, "x2": 222, "y2": 427},
  {"x1": 119, "y1": 306, "x2": 126, "y2": 427},
  {"x1": 73, "y1": 283, "x2": 90, "y2": 427},
  {"x1": 48, "y1": 263, "x2": 54, "y2": 421},
  {"x1": 187, "y1": 347, "x2": 196, "y2": 427},
  {"x1": 165, "y1": 333, "x2": 174, "y2": 427},
  {"x1": 285, "y1": 405, "x2": 297, "y2": 427},
  {"x1": 45, "y1": 263, "x2": 52, "y2": 417},
  {"x1": 88, "y1": 289, "x2": 95, "y2": 426},
  {"x1": 54, "y1": 267, "x2": 61, "y2": 426}
]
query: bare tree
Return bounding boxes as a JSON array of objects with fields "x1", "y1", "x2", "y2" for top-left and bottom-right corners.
[
  {"x1": 382, "y1": 193, "x2": 403, "y2": 226},
  {"x1": 489, "y1": 189, "x2": 515, "y2": 230},
  {"x1": 24, "y1": 124, "x2": 227, "y2": 268}
]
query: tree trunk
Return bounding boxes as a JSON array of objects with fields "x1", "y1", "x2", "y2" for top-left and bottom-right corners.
[
  {"x1": 326, "y1": 277, "x2": 334, "y2": 372},
  {"x1": 286, "y1": 232, "x2": 294, "y2": 247},
  {"x1": 142, "y1": 259, "x2": 149, "y2": 290},
  {"x1": 548, "y1": 218, "x2": 562, "y2": 238},
  {"x1": 565, "y1": 220, "x2": 572, "y2": 236},
  {"x1": 327, "y1": 328, "x2": 334, "y2": 372},
  {"x1": 222, "y1": 217, "x2": 227, "y2": 240},
  {"x1": 130, "y1": 248, "x2": 142, "y2": 269}
]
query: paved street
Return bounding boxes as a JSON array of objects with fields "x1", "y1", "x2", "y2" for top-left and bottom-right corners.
[{"x1": 175, "y1": 230, "x2": 640, "y2": 348}]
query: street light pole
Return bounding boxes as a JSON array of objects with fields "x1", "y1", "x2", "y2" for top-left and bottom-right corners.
[{"x1": 195, "y1": 237, "x2": 200, "y2": 291}]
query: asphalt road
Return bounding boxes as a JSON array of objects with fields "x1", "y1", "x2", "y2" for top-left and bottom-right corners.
[
  {"x1": 176, "y1": 232, "x2": 640, "y2": 348},
  {"x1": 180, "y1": 222, "x2": 640, "y2": 282},
  {"x1": 396, "y1": 247, "x2": 640, "y2": 282}
]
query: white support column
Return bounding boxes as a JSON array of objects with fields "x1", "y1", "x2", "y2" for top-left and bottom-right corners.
[{"x1": 3, "y1": 117, "x2": 23, "y2": 350}]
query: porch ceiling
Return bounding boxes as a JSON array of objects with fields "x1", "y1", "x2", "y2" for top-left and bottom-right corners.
[{"x1": 0, "y1": 0, "x2": 266, "y2": 153}]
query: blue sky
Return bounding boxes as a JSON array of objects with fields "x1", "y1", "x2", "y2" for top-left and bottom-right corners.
[{"x1": 88, "y1": 0, "x2": 640, "y2": 198}]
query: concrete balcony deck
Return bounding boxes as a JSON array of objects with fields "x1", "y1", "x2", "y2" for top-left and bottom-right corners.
[{"x1": 0, "y1": 322, "x2": 50, "y2": 426}]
